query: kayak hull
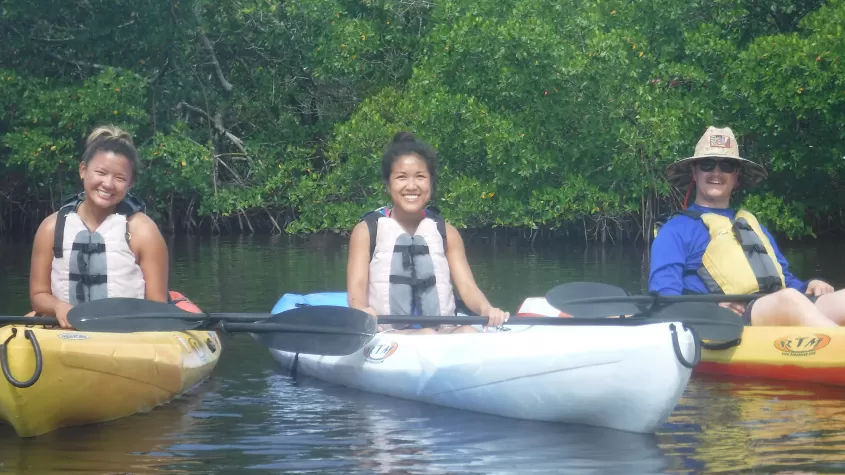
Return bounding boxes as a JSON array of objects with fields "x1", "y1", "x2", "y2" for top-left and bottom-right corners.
[
  {"x1": 0, "y1": 291, "x2": 221, "y2": 437},
  {"x1": 269, "y1": 320, "x2": 696, "y2": 434},
  {"x1": 518, "y1": 296, "x2": 845, "y2": 387},
  {"x1": 696, "y1": 326, "x2": 845, "y2": 386}
]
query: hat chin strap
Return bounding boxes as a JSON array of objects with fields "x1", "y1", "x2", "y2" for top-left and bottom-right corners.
[{"x1": 682, "y1": 176, "x2": 695, "y2": 210}]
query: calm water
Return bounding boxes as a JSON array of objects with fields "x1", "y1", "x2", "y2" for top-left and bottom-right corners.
[{"x1": 1, "y1": 234, "x2": 844, "y2": 474}]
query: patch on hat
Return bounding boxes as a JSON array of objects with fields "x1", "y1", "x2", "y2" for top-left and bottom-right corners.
[{"x1": 709, "y1": 135, "x2": 731, "y2": 148}]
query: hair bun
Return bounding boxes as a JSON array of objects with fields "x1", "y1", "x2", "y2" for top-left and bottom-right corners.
[
  {"x1": 392, "y1": 131, "x2": 417, "y2": 144},
  {"x1": 86, "y1": 125, "x2": 134, "y2": 147}
]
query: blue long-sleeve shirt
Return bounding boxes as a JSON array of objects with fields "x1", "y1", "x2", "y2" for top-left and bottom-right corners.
[{"x1": 648, "y1": 203, "x2": 807, "y2": 295}]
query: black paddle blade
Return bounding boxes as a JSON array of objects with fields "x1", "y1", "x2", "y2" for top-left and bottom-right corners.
[
  {"x1": 544, "y1": 282, "x2": 744, "y2": 341},
  {"x1": 545, "y1": 282, "x2": 647, "y2": 318},
  {"x1": 68, "y1": 298, "x2": 203, "y2": 333},
  {"x1": 250, "y1": 305, "x2": 377, "y2": 356},
  {"x1": 642, "y1": 302, "x2": 744, "y2": 342}
]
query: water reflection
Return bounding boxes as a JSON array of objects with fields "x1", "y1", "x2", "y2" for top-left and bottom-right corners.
[
  {"x1": 238, "y1": 373, "x2": 671, "y2": 474},
  {"x1": 660, "y1": 375, "x2": 845, "y2": 474},
  {"x1": 0, "y1": 385, "x2": 209, "y2": 473}
]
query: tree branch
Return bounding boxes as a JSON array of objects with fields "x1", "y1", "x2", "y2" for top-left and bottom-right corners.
[
  {"x1": 175, "y1": 101, "x2": 248, "y2": 156},
  {"x1": 47, "y1": 52, "x2": 154, "y2": 83},
  {"x1": 265, "y1": 208, "x2": 283, "y2": 234},
  {"x1": 2, "y1": 19, "x2": 136, "y2": 43},
  {"x1": 214, "y1": 155, "x2": 246, "y2": 185},
  {"x1": 198, "y1": 32, "x2": 233, "y2": 92},
  {"x1": 213, "y1": 111, "x2": 246, "y2": 155},
  {"x1": 47, "y1": 52, "x2": 109, "y2": 71}
]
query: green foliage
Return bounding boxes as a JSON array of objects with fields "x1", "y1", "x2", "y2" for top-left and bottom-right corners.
[
  {"x1": 135, "y1": 133, "x2": 213, "y2": 215},
  {"x1": 741, "y1": 193, "x2": 814, "y2": 239},
  {"x1": 1, "y1": 0, "x2": 842, "y2": 240},
  {"x1": 1, "y1": 68, "x2": 149, "y2": 201}
]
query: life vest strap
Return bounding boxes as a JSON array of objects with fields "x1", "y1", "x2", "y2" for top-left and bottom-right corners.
[
  {"x1": 389, "y1": 274, "x2": 436, "y2": 290},
  {"x1": 71, "y1": 242, "x2": 107, "y2": 254},
  {"x1": 393, "y1": 243, "x2": 430, "y2": 255},
  {"x1": 363, "y1": 206, "x2": 447, "y2": 261},
  {"x1": 53, "y1": 193, "x2": 146, "y2": 259},
  {"x1": 68, "y1": 273, "x2": 108, "y2": 285},
  {"x1": 741, "y1": 242, "x2": 768, "y2": 254},
  {"x1": 757, "y1": 276, "x2": 784, "y2": 293},
  {"x1": 394, "y1": 242, "x2": 430, "y2": 269},
  {"x1": 53, "y1": 206, "x2": 75, "y2": 258}
]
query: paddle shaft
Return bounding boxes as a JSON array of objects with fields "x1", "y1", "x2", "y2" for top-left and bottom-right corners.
[
  {"x1": 73, "y1": 310, "x2": 697, "y2": 327},
  {"x1": 0, "y1": 317, "x2": 61, "y2": 326},
  {"x1": 379, "y1": 315, "x2": 673, "y2": 326},
  {"x1": 0, "y1": 315, "x2": 371, "y2": 337},
  {"x1": 558, "y1": 294, "x2": 762, "y2": 306},
  {"x1": 217, "y1": 322, "x2": 372, "y2": 336},
  {"x1": 81, "y1": 311, "x2": 272, "y2": 323},
  {"x1": 76, "y1": 309, "x2": 704, "y2": 327}
]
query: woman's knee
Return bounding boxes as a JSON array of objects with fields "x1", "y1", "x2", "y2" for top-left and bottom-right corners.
[
  {"x1": 437, "y1": 325, "x2": 477, "y2": 334},
  {"x1": 774, "y1": 288, "x2": 809, "y2": 308},
  {"x1": 754, "y1": 288, "x2": 838, "y2": 327},
  {"x1": 751, "y1": 289, "x2": 810, "y2": 325}
]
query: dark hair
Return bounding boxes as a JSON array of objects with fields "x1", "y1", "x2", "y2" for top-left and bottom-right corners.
[
  {"x1": 380, "y1": 131, "x2": 437, "y2": 196},
  {"x1": 82, "y1": 125, "x2": 140, "y2": 183}
]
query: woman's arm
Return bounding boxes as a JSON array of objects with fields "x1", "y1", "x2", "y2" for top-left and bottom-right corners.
[
  {"x1": 346, "y1": 221, "x2": 377, "y2": 316},
  {"x1": 128, "y1": 214, "x2": 169, "y2": 302},
  {"x1": 29, "y1": 213, "x2": 74, "y2": 327},
  {"x1": 444, "y1": 224, "x2": 508, "y2": 326}
]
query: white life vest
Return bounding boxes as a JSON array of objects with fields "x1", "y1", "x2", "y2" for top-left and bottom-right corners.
[
  {"x1": 50, "y1": 193, "x2": 146, "y2": 304},
  {"x1": 363, "y1": 207, "x2": 456, "y2": 321}
]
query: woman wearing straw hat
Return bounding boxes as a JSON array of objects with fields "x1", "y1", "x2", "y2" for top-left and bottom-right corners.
[{"x1": 649, "y1": 126, "x2": 845, "y2": 327}]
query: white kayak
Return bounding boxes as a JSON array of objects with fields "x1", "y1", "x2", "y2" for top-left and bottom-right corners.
[{"x1": 267, "y1": 293, "x2": 697, "y2": 434}]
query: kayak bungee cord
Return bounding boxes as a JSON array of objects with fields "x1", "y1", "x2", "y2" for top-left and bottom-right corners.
[
  {"x1": 670, "y1": 323, "x2": 701, "y2": 369},
  {"x1": 700, "y1": 338, "x2": 742, "y2": 351},
  {"x1": 0, "y1": 328, "x2": 43, "y2": 388}
]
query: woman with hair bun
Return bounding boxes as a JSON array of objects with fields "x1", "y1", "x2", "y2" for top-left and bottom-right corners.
[
  {"x1": 346, "y1": 131, "x2": 509, "y2": 334},
  {"x1": 28, "y1": 125, "x2": 169, "y2": 328}
]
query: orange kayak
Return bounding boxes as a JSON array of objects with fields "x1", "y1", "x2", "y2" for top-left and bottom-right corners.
[{"x1": 696, "y1": 326, "x2": 845, "y2": 386}]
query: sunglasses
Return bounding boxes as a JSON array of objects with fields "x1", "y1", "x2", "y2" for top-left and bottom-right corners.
[{"x1": 697, "y1": 159, "x2": 739, "y2": 173}]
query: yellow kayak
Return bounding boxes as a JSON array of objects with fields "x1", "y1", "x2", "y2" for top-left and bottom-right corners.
[
  {"x1": 0, "y1": 291, "x2": 221, "y2": 437},
  {"x1": 696, "y1": 326, "x2": 845, "y2": 386}
]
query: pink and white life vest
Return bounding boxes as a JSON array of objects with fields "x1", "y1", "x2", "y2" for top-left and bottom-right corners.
[
  {"x1": 50, "y1": 194, "x2": 146, "y2": 304},
  {"x1": 363, "y1": 207, "x2": 456, "y2": 319}
]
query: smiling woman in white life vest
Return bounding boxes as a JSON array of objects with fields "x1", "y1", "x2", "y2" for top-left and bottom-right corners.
[
  {"x1": 28, "y1": 125, "x2": 169, "y2": 329},
  {"x1": 649, "y1": 126, "x2": 845, "y2": 327},
  {"x1": 346, "y1": 131, "x2": 509, "y2": 334}
]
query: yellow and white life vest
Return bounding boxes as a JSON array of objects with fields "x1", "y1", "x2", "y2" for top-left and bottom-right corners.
[
  {"x1": 363, "y1": 207, "x2": 456, "y2": 320},
  {"x1": 50, "y1": 193, "x2": 146, "y2": 304},
  {"x1": 655, "y1": 208, "x2": 786, "y2": 295}
]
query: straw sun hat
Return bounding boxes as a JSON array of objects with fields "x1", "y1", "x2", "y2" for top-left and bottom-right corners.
[{"x1": 665, "y1": 126, "x2": 767, "y2": 188}]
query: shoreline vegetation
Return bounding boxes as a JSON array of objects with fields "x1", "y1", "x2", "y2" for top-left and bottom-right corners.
[{"x1": 2, "y1": 0, "x2": 843, "y2": 243}]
